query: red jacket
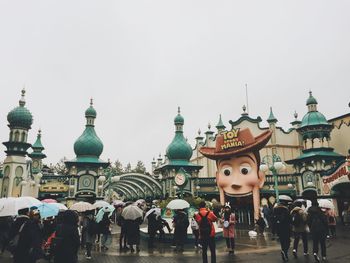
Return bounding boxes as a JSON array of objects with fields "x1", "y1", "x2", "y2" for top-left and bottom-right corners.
[{"x1": 195, "y1": 208, "x2": 217, "y2": 238}]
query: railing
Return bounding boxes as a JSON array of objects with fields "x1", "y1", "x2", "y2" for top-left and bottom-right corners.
[{"x1": 264, "y1": 174, "x2": 297, "y2": 184}]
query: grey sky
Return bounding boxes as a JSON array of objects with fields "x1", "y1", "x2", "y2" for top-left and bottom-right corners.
[{"x1": 0, "y1": 1, "x2": 349, "y2": 171}]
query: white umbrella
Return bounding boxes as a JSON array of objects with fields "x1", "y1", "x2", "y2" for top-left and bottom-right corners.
[
  {"x1": 113, "y1": 200, "x2": 125, "y2": 207},
  {"x1": 278, "y1": 195, "x2": 293, "y2": 202},
  {"x1": 0, "y1": 197, "x2": 17, "y2": 216},
  {"x1": 121, "y1": 205, "x2": 143, "y2": 220},
  {"x1": 93, "y1": 200, "x2": 110, "y2": 209},
  {"x1": 145, "y1": 207, "x2": 161, "y2": 219},
  {"x1": 69, "y1": 202, "x2": 94, "y2": 212},
  {"x1": 50, "y1": 203, "x2": 68, "y2": 211},
  {"x1": 318, "y1": 199, "x2": 334, "y2": 210},
  {"x1": 166, "y1": 199, "x2": 190, "y2": 210}
]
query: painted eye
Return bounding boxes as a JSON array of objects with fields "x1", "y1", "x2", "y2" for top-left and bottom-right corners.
[
  {"x1": 221, "y1": 167, "x2": 232, "y2": 176},
  {"x1": 240, "y1": 166, "x2": 251, "y2": 175}
]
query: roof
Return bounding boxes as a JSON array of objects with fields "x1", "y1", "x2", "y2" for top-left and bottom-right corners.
[
  {"x1": 306, "y1": 91, "x2": 318, "y2": 105},
  {"x1": 286, "y1": 147, "x2": 344, "y2": 164},
  {"x1": 267, "y1": 107, "x2": 277, "y2": 123},
  {"x1": 300, "y1": 111, "x2": 330, "y2": 128}
]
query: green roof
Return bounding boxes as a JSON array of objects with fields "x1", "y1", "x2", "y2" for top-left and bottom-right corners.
[
  {"x1": 300, "y1": 111, "x2": 329, "y2": 128},
  {"x1": 74, "y1": 126, "x2": 104, "y2": 157},
  {"x1": 85, "y1": 99, "x2": 97, "y2": 118},
  {"x1": 174, "y1": 107, "x2": 184, "y2": 125},
  {"x1": 267, "y1": 107, "x2": 278, "y2": 123},
  {"x1": 7, "y1": 89, "x2": 33, "y2": 129},
  {"x1": 32, "y1": 130, "x2": 44, "y2": 150},
  {"x1": 286, "y1": 148, "x2": 344, "y2": 164},
  {"x1": 166, "y1": 132, "x2": 192, "y2": 161},
  {"x1": 306, "y1": 91, "x2": 318, "y2": 105},
  {"x1": 216, "y1": 114, "x2": 226, "y2": 130}
]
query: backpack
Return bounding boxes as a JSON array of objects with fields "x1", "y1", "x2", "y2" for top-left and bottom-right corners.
[
  {"x1": 291, "y1": 211, "x2": 304, "y2": 227},
  {"x1": 199, "y1": 212, "x2": 211, "y2": 239},
  {"x1": 191, "y1": 218, "x2": 199, "y2": 230},
  {"x1": 7, "y1": 222, "x2": 26, "y2": 253}
]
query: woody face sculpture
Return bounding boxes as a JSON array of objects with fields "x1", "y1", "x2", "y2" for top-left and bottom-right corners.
[{"x1": 200, "y1": 128, "x2": 272, "y2": 221}]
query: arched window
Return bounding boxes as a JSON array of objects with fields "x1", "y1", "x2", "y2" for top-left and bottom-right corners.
[
  {"x1": 21, "y1": 131, "x2": 26, "y2": 142},
  {"x1": 9, "y1": 131, "x2": 13, "y2": 141},
  {"x1": 14, "y1": 131, "x2": 20, "y2": 142}
]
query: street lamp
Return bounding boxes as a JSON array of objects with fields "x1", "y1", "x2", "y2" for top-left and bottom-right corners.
[
  {"x1": 196, "y1": 185, "x2": 201, "y2": 197},
  {"x1": 260, "y1": 154, "x2": 286, "y2": 203}
]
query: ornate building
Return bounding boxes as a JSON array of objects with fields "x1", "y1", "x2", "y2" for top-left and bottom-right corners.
[{"x1": 64, "y1": 99, "x2": 109, "y2": 204}]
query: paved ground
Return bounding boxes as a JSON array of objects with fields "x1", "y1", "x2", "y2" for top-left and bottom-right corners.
[{"x1": 1, "y1": 226, "x2": 350, "y2": 262}]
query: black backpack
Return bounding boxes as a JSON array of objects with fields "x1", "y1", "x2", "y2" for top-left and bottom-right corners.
[{"x1": 199, "y1": 212, "x2": 211, "y2": 239}]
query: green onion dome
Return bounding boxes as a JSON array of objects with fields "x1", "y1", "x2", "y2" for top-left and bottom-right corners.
[
  {"x1": 166, "y1": 134, "x2": 193, "y2": 161},
  {"x1": 174, "y1": 113, "x2": 184, "y2": 125},
  {"x1": 7, "y1": 89, "x2": 33, "y2": 129},
  {"x1": 85, "y1": 99, "x2": 97, "y2": 118},
  {"x1": 300, "y1": 111, "x2": 329, "y2": 128},
  {"x1": 306, "y1": 91, "x2": 318, "y2": 105},
  {"x1": 74, "y1": 126, "x2": 104, "y2": 157}
]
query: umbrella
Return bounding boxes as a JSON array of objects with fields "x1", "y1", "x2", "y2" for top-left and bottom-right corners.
[
  {"x1": 145, "y1": 207, "x2": 161, "y2": 219},
  {"x1": 0, "y1": 197, "x2": 17, "y2": 216},
  {"x1": 41, "y1": 199, "x2": 57, "y2": 204},
  {"x1": 166, "y1": 199, "x2": 190, "y2": 210},
  {"x1": 279, "y1": 195, "x2": 293, "y2": 202},
  {"x1": 37, "y1": 203, "x2": 59, "y2": 219},
  {"x1": 69, "y1": 202, "x2": 94, "y2": 212},
  {"x1": 95, "y1": 205, "x2": 115, "y2": 223},
  {"x1": 318, "y1": 199, "x2": 334, "y2": 210},
  {"x1": 50, "y1": 203, "x2": 68, "y2": 211},
  {"x1": 113, "y1": 200, "x2": 125, "y2": 207},
  {"x1": 135, "y1": 199, "x2": 145, "y2": 205},
  {"x1": 93, "y1": 200, "x2": 110, "y2": 209},
  {"x1": 121, "y1": 205, "x2": 143, "y2": 220}
]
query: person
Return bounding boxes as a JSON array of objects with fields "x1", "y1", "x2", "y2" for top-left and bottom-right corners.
[
  {"x1": 327, "y1": 209, "x2": 336, "y2": 237},
  {"x1": 190, "y1": 213, "x2": 200, "y2": 249},
  {"x1": 0, "y1": 216, "x2": 13, "y2": 254},
  {"x1": 82, "y1": 210, "x2": 97, "y2": 260},
  {"x1": 195, "y1": 201, "x2": 218, "y2": 263},
  {"x1": 13, "y1": 207, "x2": 44, "y2": 263},
  {"x1": 53, "y1": 210, "x2": 80, "y2": 263},
  {"x1": 342, "y1": 204, "x2": 350, "y2": 226},
  {"x1": 99, "y1": 211, "x2": 112, "y2": 251},
  {"x1": 173, "y1": 209, "x2": 189, "y2": 252},
  {"x1": 7, "y1": 208, "x2": 30, "y2": 255},
  {"x1": 43, "y1": 217, "x2": 56, "y2": 241},
  {"x1": 157, "y1": 216, "x2": 172, "y2": 241},
  {"x1": 124, "y1": 217, "x2": 142, "y2": 252},
  {"x1": 262, "y1": 204, "x2": 272, "y2": 228},
  {"x1": 290, "y1": 201, "x2": 308, "y2": 258},
  {"x1": 147, "y1": 210, "x2": 158, "y2": 248},
  {"x1": 307, "y1": 200, "x2": 328, "y2": 262},
  {"x1": 116, "y1": 206, "x2": 128, "y2": 251},
  {"x1": 219, "y1": 203, "x2": 236, "y2": 254},
  {"x1": 273, "y1": 198, "x2": 292, "y2": 262},
  {"x1": 199, "y1": 128, "x2": 272, "y2": 223}
]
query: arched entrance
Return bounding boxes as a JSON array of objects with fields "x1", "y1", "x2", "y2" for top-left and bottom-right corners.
[{"x1": 332, "y1": 182, "x2": 350, "y2": 217}]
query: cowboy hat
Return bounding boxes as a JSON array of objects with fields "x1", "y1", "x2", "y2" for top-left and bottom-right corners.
[{"x1": 199, "y1": 128, "x2": 272, "y2": 160}]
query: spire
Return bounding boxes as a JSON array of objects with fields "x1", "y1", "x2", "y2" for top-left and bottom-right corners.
[
  {"x1": 290, "y1": 110, "x2": 301, "y2": 127},
  {"x1": 174, "y1": 107, "x2": 184, "y2": 132},
  {"x1": 215, "y1": 114, "x2": 226, "y2": 131},
  {"x1": 306, "y1": 91, "x2": 318, "y2": 112},
  {"x1": 195, "y1": 128, "x2": 204, "y2": 145},
  {"x1": 267, "y1": 107, "x2": 278, "y2": 124},
  {"x1": 19, "y1": 88, "x2": 26, "y2": 107},
  {"x1": 241, "y1": 105, "x2": 248, "y2": 116},
  {"x1": 29, "y1": 129, "x2": 46, "y2": 159}
]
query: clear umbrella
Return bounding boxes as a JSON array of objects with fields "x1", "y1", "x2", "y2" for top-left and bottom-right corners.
[
  {"x1": 166, "y1": 199, "x2": 190, "y2": 210},
  {"x1": 37, "y1": 203, "x2": 59, "y2": 219},
  {"x1": 93, "y1": 200, "x2": 110, "y2": 209},
  {"x1": 121, "y1": 205, "x2": 143, "y2": 220},
  {"x1": 69, "y1": 202, "x2": 94, "y2": 212}
]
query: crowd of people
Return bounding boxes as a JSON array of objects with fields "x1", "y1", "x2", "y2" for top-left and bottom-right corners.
[{"x1": 0, "y1": 197, "x2": 345, "y2": 263}]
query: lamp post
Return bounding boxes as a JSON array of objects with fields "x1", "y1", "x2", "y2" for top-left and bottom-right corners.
[
  {"x1": 260, "y1": 154, "x2": 286, "y2": 203},
  {"x1": 196, "y1": 185, "x2": 201, "y2": 197}
]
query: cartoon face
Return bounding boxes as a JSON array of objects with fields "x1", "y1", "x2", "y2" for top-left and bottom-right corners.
[{"x1": 216, "y1": 152, "x2": 265, "y2": 204}]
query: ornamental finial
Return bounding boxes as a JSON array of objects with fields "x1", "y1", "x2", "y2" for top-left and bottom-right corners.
[
  {"x1": 90, "y1": 98, "x2": 93, "y2": 106},
  {"x1": 178, "y1": 106, "x2": 181, "y2": 114},
  {"x1": 294, "y1": 111, "x2": 298, "y2": 119},
  {"x1": 19, "y1": 87, "x2": 26, "y2": 106}
]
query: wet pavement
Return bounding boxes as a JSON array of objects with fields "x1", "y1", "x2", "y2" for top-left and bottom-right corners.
[{"x1": 1, "y1": 226, "x2": 350, "y2": 262}]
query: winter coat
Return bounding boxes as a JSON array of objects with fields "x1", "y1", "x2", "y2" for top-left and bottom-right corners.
[
  {"x1": 221, "y1": 213, "x2": 235, "y2": 238},
  {"x1": 307, "y1": 206, "x2": 328, "y2": 238},
  {"x1": 53, "y1": 211, "x2": 80, "y2": 263},
  {"x1": 273, "y1": 204, "x2": 292, "y2": 238},
  {"x1": 14, "y1": 219, "x2": 44, "y2": 263},
  {"x1": 125, "y1": 217, "x2": 142, "y2": 245},
  {"x1": 290, "y1": 207, "x2": 308, "y2": 233},
  {"x1": 82, "y1": 215, "x2": 97, "y2": 244},
  {"x1": 173, "y1": 211, "x2": 189, "y2": 244},
  {"x1": 195, "y1": 208, "x2": 217, "y2": 238},
  {"x1": 147, "y1": 212, "x2": 159, "y2": 234},
  {"x1": 99, "y1": 213, "x2": 112, "y2": 235}
]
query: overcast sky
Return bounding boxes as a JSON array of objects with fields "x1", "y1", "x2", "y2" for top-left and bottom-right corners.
[{"x1": 0, "y1": 0, "x2": 349, "y2": 171}]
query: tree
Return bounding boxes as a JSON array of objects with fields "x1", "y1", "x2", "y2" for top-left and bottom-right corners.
[
  {"x1": 132, "y1": 160, "x2": 147, "y2": 174},
  {"x1": 53, "y1": 158, "x2": 68, "y2": 175},
  {"x1": 112, "y1": 159, "x2": 124, "y2": 175},
  {"x1": 124, "y1": 162, "x2": 132, "y2": 173}
]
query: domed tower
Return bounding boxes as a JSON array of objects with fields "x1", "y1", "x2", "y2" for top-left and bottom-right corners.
[
  {"x1": 154, "y1": 107, "x2": 202, "y2": 198},
  {"x1": 65, "y1": 99, "x2": 109, "y2": 202},
  {"x1": 286, "y1": 91, "x2": 344, "y2": 199},
  {"x1": 28, "y1": 129, "x2": 46, "y2": 174},
  {"x1": 1, "y1": 89, "x2": 34, "y2": 197}
]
